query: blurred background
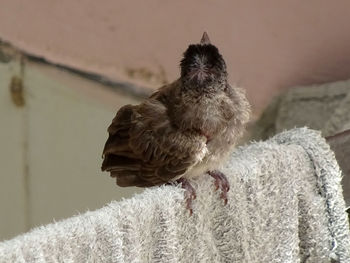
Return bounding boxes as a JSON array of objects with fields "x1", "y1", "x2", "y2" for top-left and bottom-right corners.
[{"x1": 1, "y1": 0, "x2": 350, "y2": 241}]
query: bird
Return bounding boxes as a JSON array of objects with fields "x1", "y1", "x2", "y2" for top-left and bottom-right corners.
[{"x1": 101, "y1": 32, "x2": 251, "y2": 214}]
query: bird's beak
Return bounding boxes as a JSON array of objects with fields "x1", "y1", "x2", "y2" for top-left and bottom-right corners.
[{"x1": 200, "y1": 32, "x2": 211, "y2": 45}]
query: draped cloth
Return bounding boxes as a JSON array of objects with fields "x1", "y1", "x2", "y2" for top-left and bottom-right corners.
[{"x1": 0, "y1": 128, "x2": 349, "y2": 262}]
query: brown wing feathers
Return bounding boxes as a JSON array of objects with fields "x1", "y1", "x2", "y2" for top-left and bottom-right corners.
[{"x1": 101, "y1": 99, "x2": 199, "y2": 187}]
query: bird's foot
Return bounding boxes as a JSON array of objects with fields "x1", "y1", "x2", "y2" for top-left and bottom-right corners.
[
  {"x1": 176, "y1": 178, "x2": 196, "y2": 216},
  {"x1": 208, "y1": 170, "x2": 230, "y2": 205}
]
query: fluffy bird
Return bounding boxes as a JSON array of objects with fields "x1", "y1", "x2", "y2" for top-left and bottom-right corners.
[{"x1": 102, "y1": 32, "x2": 250, "y2": 213}]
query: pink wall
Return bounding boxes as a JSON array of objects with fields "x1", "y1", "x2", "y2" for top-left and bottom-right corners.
[{"x1": 1, "y1": 0, "x2": 350, "y2": 114}]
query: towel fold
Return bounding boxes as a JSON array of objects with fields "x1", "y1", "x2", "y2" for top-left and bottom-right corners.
[{"x1": 0, "y1": 128, "x2": 349, "y2": 262}]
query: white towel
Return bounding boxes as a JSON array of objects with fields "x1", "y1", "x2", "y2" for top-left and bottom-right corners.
[{"x1": 0, "y1": 128, "x2": 349, "y2": 262}]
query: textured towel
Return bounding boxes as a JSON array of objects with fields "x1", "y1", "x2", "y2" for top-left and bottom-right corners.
[
  {"x1": 0, "y1": 128, "x2": 349, "y2": 262},
  {"x1": 249, "y1": 81, "x2": 350, "y2": 206}
]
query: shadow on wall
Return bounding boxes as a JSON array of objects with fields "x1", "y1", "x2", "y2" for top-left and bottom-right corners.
[{"x1": 0, "y1": 42, "x2": 142, "y2": 241}]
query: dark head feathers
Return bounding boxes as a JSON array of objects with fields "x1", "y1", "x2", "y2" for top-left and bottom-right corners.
[
  {"x1": 180, "y1": 43, "x2": 227, "y2": 83},
  {"x1": 181, "y1": 44, "x2": 224, "y2": 73}
]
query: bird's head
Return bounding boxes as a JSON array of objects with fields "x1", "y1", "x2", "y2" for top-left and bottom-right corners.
[{"x1": 180, "y1": 32, "x2": 227, "y2": 94}]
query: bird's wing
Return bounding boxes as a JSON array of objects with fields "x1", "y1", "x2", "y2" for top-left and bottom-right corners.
[{"x1": 102, "y1": 100, "x2": 207, "y2": 187}]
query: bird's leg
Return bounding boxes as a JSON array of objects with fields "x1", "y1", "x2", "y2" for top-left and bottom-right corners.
[
  {"x1": 208, "y1": 170, "x2": 230, "y2": 205},
  {"x1": 176, "y1": 178, "x2": 196, "y2": 215}
]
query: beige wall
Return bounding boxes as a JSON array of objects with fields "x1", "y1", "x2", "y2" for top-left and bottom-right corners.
[
  {"x1": 0, "y1": 50, "x2": 28, "y2": 240},
  {"x1": 1, "y1": 0, "x2": 350, "y2": 114},
  {"x1": 0, "y1": 50, "x2": 140, "y2": 241}
]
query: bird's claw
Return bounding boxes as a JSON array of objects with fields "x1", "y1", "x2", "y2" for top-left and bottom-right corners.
[
  {"x1": 177, "y1": 178, "x2": 196, "y2": 216},
  {"x1": 208, "y1": 170, "x2": 230, "y2": 205}
]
